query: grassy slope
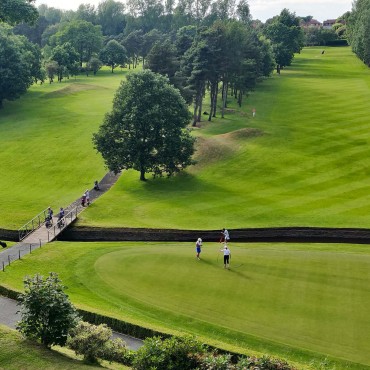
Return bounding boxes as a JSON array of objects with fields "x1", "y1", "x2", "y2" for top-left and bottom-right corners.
[
  {"x1": 0, "y1": 68, "x2": 129, "y2": 229},
  {"x1": 79, "y1": 46, "x2": 370, "y2": 229},
  {"x1": 1, "y1": 47, "x2": 370, "y2": 231},
  {"x1": 2, "y1": 241, "x2": 370, "y2": 369},
  {"x1": 0, "y1": 325, "x2": 129, "y2": 370}
]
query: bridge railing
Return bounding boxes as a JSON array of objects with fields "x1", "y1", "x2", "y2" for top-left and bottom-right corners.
[
  {"x1": 18, "y1": 208, "x2": 50, "y2": 241},
  {"x1": 47, "y1": 206, "x2": 79, "y2": 242}
]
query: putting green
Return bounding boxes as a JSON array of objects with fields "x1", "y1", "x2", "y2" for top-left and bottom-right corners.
[
  {"x1": 3, "y1": 241, "x2": 369, "y2": 368},
  {"x1": 92, "y1": 243, "x2": 370, "y2": 366}
]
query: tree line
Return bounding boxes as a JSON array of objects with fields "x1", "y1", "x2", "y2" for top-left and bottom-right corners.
[
  {"x1": 346, "y1": 0, "x2": 370, "y2": 66},
  {"x1": 1, "y1": 0, "x2": 309, "y2": 111}
]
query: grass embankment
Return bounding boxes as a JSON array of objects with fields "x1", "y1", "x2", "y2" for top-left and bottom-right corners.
[
  {"x1": 2, "y1": 241, "x2": 370, "y2": 369},
  {"x1": 0, "y1": 68, "x2": 130, "y2": 230},
  {"x1": 78, "y1": 46, "x2": 370, "y2": 229},
  {"x1": 0, "y1": 325, "x2": 129, "y2": 370},
  {"x1": 1, "y1": 47, "x2": 370, "y2": 230}
]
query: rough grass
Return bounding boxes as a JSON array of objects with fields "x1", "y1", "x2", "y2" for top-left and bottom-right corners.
[
  {"x1": 0, "y1": 325, "x2": 130, "y2": 369},
  {"x1": 2, "y1": 241, "x2": 370, "y2": 370},
  {"x1": 79, "y1": 46, "x2": 370, "y2": 229}
]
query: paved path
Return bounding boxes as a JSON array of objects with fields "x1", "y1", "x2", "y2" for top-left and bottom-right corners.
[
  {"x1": 0, "y1": 296, "x2": 143, "y2": 350},
  {"x1": 0, "y1": 172, "x2": 121, "y2": 271}
]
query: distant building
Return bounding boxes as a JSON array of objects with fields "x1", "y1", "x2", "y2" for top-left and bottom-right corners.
[
  {"x1": 303, "y1": 19, "x2": 322, "y2": 28},
  {"x1": 323, "y1": 19, "x2": 345, "y2": 29}
]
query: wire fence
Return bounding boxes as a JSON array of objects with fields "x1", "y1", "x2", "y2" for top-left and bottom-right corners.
[
  {"x1": 18, "y1": 208, "x2": 50, "y2": 241},
  {"x1": 1, "y1": 241, "x2": 43, "y2": 272},
  {"x1": 2, "y1": 206, "x2": 80, "y2": 272}
]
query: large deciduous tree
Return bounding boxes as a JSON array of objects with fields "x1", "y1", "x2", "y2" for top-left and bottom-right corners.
[
  {"x1": 50, "y1": 42, "x2": 79, "y2": 81},
  {"x1": 0, "y1": 24, "x2": 41, "y2": 108},
  {"x1": 93, "y1": 70, "x2": 195, "y2": 181},
  {"x1": 97, "y1": 0, "x2": 126, "y2": 36},
  {"x1": 17, "y1": 272, "x2": 79, "y2": 348},
  {"x1": 145, "y1": 39, "x2": 179, "y2": 84},
  {"x1": 52, "y1": 20, "x2": 103, "y2": 66},
  {"x1": 263, "y1": 8, "x2": 304, "y2": 73},
  {"x1": 100, "y1": 39, "x2": 127, "y2": 72},
  {"x1": 0, "y1": 0, "x2": 38, "y2": 25}
]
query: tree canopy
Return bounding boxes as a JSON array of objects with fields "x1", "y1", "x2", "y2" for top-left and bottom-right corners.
[
  {"x1": 51, "y1": 20, "x2": 103, "y2": 66},
  {"x1": 100, "y1": 39, "x2": 127, "y2": 72},
  {"x1": 0, "y1": 24, "x2": 41, "y2": 108},
  {"x1": 263, "y1": 8, "x2": 304, "y2": 72},
  {"x1": 347, "y1": 0, "x2": 370, "y2": 66},
  {"x1": 93, "y1": 70, "x2": 195, "y2": 181},
  {"x1": 0, "y1": 0, "x2": 38, "y2": 25},
  {"x1": 17, "y1": 272, "x2": 79, "y2": 348}
]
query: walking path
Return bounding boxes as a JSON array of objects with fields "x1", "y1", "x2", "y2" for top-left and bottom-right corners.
[
  {"x1": 0, "y1": 172, "x2": 145, "y2": 350},
  {"x1": 0, "y1": 296, "x2": 143, "y2": 350},
  {"x1": 0, "y1": 171, "x2": 121, "y2": 270}
]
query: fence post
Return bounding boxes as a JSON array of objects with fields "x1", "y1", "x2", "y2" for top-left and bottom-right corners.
[
  {"x1": 2, "y1": 261, "x2": 4, "y2": 271},
  {"x1": 29, "y1": 244, "x2": 32, "y2": 253},
  {"x1": 8, "y1": 255, "x2": 10, "y2": 265},
  {"x1": 39, "y1": 239, "x2": 41, "y2": 247},
  {"x1": 19, "y1": 250, "x2": 21, "y2": 260}
]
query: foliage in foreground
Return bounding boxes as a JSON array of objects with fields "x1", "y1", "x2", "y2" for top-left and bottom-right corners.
[
  {"x1": 132, "y1": 336, "x2": 295, "y2": 370},
  {"x1": 17, "y1": 272, "x2": 79, "y2": 348},
  {"x1": 67, "y1": 321, "x2": 131, "y2": 365},
  {"x1": 0, "y1": 325, "x2": 114, "y2": 370}
]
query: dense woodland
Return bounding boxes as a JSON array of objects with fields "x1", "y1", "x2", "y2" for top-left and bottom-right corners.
[{"x1": 0, "y1": 0, "x2": 368, "y2": 119}]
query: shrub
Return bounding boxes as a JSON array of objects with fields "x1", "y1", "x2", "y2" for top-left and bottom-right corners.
[
  {"x1": 67, "y1": 321, "x2": 129, "y2": 364},
  {"x1": 132, "y1": 335, "x2": 206, "y2": 370},
  {"x1": 198, "y1": 353, "x2": 234, "y2": 370},
  {"x1": 236, "y1": 355, "x2": 295, "y2": 370},
  {"x1": 17, "y1": 272, "x2": 79, "y2": 348}
]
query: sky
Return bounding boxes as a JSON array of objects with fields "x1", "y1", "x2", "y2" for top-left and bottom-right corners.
[{"x1": 34, "y1": 0, "x2": 352, "y2": 22}]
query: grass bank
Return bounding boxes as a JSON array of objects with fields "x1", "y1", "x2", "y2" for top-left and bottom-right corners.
[
  {"x1": 0, "y1": 325, "x2": 129, "y2": 369},
  {"x1": 0, "y1": 68, "x2": 130, "y2": 229},
  {"x1": 79, "y1": 46, "x2": 370, "y2": 229}
]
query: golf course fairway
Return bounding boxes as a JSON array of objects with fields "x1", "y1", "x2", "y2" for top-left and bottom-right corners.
[{"x1": 2, "y1": 241, "x2": 370, "y2": 369}]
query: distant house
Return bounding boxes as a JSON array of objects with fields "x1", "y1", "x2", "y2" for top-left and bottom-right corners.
[
  {"x1": 323, "y1": 19, "x2": 345, "y2": 29},
  {"x1": 304, "y1": 19, "x2": 322, "y2": 28}
]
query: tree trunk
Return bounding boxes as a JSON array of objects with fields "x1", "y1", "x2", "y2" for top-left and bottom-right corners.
[
  {"x1": 238, "y1": 90, "x2": 243, "y2": 107},
  {"x1": 111, "y1": 64, "x2": 114, "y2": 73},
  {"x1": 197, "y1": 101, "x2": 202, "y2": 123},
  {"x1": 221, "y1": 80, "x2": 228, "y2": 118},
  {"x1": 0, "y1": 99, "x2": 2, "y2": 109},
  {"x1": 213, "y1": 83, "x2": 218, "y2": 118},
  {"x1": 208, "y1": 85, "x2": 213, "y2": 122},
  {"x1": 277, "y1": 64, "x2": 281, "y2": 74},
  {"x1": 192, "y1": 101, "x2": 198, "y2": 127},
  {"x1": 198, "y1": 83, "x2": 205, "y2": 122},
  {"x1": 140, "y1": 167, "x2": 146, "y2": 181}
]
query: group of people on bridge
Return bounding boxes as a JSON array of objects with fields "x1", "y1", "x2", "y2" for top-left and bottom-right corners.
[{"x1": 46, "y1": 206, "x2": 65, "y2": 229}]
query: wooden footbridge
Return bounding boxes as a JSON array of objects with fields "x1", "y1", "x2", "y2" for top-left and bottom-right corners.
[{"x1": 0, "y1": 172, "x2": 121, "y2": 271}]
